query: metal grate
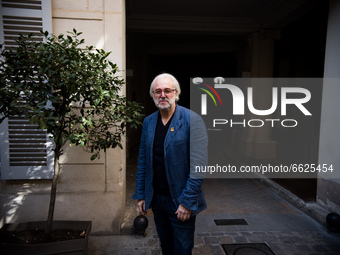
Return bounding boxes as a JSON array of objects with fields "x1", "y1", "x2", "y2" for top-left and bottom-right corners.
[
  {"x1": 214, "y1": 219, "x2": 248, "y2": 226},
  {"x1": 222, "y1": 243, "x2": 275, "y2": 255}
]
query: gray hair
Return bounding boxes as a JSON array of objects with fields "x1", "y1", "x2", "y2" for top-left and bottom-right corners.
[{"x1": 149, "y1": 73, "x2": 181, "y2": 102}]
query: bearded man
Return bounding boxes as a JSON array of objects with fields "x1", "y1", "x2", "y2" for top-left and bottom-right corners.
[{"x1": 133, "y1": 73, "x2": 208, "y2": 255}]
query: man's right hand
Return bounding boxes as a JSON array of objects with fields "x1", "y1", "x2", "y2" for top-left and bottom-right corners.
[{"x1": 137, "y1": 199, "x2": 147, "y2": 215}]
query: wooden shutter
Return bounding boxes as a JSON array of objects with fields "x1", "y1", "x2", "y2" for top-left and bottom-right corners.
[{"x1": 0, "y1": 0, "x2": 53, "y2": 180}]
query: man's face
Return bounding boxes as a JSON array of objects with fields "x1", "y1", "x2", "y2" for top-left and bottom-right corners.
[{"x1": 152, "y1": 77, "x2": 177, "y2": 110}]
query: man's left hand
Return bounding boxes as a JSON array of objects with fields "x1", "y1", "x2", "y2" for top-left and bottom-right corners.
[{"x1": 175, "y1": 204, "x2": 191, "y2": 222}]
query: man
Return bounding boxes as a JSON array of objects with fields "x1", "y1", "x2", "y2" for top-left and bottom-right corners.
[{"x1": 133, "y1": 73, "x2": 208, "y2": 255}]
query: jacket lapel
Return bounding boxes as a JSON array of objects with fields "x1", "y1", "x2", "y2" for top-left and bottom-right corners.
[{"x1": 147, "y1": 112, "x2": 158, "y2": 146}]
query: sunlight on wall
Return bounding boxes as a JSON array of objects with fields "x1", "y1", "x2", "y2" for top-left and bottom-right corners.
[
  {"x1": 95, "y1": 35, "x2": 105, "y2": 50},
  {"x1": 6, "y1": 194, "x2": 26, "y2": 222}
]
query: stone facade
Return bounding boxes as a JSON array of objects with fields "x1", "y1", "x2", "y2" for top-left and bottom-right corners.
[{"x1": 0, "y1": 0, "x2": 127, "y2": 235}]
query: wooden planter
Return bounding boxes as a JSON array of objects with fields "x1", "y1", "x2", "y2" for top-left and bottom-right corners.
[{"x1": 0, "y1": 221, "x2": 92, "y2": 255}]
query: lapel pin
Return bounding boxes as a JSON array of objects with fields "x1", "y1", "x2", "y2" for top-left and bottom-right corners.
[{"x1": 170, "y1": 127, "x2": 174, "y2": 132}]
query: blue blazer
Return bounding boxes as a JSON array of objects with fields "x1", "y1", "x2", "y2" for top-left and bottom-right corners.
[{"x1": 132, "y1": 105, "x2": 208, "y2": 215}]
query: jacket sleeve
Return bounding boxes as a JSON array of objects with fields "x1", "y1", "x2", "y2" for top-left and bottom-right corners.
[
  {"x1": 132, "y1": 119, "x2": 148, "y2": 200},
  {"x1": 177, "y1": 112, "x2": 208, "y2": 210}
]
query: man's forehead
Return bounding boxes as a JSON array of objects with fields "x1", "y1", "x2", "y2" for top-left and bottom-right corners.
[{"x1": 153, "y1": 77, "x2": 174, "y2": 88}]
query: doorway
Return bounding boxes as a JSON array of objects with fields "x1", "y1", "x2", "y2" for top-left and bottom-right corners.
[{"x1": 125, "y1": 0, "x2": 328, "y2": 205}]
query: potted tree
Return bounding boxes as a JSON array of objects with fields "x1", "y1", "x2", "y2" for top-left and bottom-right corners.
[{"x1": 0, "y1": 29, "x2": 143, "y2": 254}]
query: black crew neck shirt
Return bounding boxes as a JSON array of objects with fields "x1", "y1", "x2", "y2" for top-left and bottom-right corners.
[{"x1": 153, "y1": 113, "x2": 173, "y2": 195}]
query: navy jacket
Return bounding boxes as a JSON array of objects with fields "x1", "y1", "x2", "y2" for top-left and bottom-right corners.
[{"x1": 132, "y1": 105, "x2": 208, "y2": 215}]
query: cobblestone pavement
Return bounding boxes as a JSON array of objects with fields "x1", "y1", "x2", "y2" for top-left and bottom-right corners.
[
  {"x1": 88, "y1": 178, "x2": 340, "y2": 255},
  {"x1": 89, "y1": 224, "x2": 340, "y2": 255}
]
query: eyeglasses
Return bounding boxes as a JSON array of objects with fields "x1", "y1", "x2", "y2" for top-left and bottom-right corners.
[{"x1": 152, "y1": 89, "x2": 176, "y2": 96}]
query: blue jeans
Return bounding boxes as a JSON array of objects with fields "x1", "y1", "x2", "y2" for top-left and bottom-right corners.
[{"x1": 152, "y1": 194, "x2": 196, "y2": 255}]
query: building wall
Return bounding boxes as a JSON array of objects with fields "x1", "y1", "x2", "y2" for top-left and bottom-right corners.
[
  {"x1": 317, "y1": 0, "x2": 340, "y2": 215},
  {"x1": 0, "y1": 0, "x2": 127, "y2": 235}
]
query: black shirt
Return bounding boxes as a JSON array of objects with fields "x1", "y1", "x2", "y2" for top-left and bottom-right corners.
[{"x1": 153, "y1": 113, "x2": 173, "y2": 195}]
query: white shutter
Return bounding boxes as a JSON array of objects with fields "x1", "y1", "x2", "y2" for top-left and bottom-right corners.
[
  {"x1": 0, "y1": 118, "x2": 54, "y2": 179},
  {"x1": 0, "y1": 0, "x2": 52, "y2": 46},
  {"x1": 0, "y1": 0, "x2": 53, "y2": 180}
]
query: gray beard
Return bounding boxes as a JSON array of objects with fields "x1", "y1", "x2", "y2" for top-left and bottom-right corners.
[{"x1": 154, "y1": 98, "x2": 174, "y2": 110}]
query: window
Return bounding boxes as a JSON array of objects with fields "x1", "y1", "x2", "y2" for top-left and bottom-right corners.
[{"x1": 0, "y1": 0, "x2": 53, "y2": 179}]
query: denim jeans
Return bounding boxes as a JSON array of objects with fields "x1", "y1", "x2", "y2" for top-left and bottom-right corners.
[{"x1": 152, "y1": 194, "x2": 196, "y2": 255}]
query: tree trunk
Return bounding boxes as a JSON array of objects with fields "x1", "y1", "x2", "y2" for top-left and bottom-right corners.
[{"x1": 46, "y1": 154, "x2": 60, "y2": 235}]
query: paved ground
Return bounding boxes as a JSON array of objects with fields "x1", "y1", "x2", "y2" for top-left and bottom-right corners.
[{"x1": 88, "y1": 178, "x2": 340, "y2": 255}]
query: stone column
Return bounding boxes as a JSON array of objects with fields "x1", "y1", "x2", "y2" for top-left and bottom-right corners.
[
  {"x1": 239, "y1": 30, "x2": 280, "y2": 159},
  {"x1": 251, "y1": 30, "x2": 280, "y2": 77}
]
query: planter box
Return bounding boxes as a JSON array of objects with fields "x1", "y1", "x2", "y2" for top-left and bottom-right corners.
[{"x1": 0, "y1": 221, "x2": 92, "y2": 255}]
